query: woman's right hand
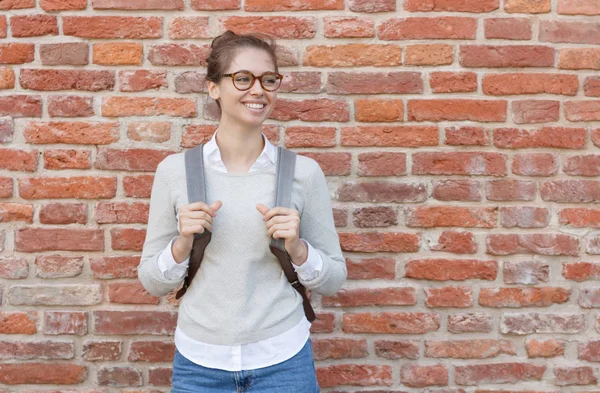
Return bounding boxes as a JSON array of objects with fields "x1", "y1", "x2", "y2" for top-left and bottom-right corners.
[{"x1": 172, "y1": 200, "x2": 223, "y2": 262}]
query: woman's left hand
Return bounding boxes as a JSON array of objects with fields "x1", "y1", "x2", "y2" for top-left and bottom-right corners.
[{"x1": 256, "y1": 203, "x2": 308, "y2": 265}]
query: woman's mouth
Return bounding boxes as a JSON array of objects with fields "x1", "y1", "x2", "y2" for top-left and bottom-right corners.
[{"x1": 244, "y1": 102, "x2": 266, "y2": 112}]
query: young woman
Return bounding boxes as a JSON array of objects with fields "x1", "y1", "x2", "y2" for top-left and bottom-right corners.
[{"x1": 138, "y1": 31, "x2": 347, "y2": 392}]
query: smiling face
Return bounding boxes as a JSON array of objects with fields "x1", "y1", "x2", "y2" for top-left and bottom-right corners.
[{"x1": 208, "y1": 47, "x2": 278, "y2": 130}]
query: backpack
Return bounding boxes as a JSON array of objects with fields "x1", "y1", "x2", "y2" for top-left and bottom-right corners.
[{"x1": 174, "y1": 144, "x2": 316, "y2": 323}]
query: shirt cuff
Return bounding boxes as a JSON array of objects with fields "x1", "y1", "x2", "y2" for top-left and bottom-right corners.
[
  {"x1": 292, "y1": 239, "x2": 323, "y2": 282},
  {"x1": 157, "y1": 237, "x2": 190, "y2": 281}
]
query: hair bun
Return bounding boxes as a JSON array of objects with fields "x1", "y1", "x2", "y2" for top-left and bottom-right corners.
[{"x1": 211, "y1": 30, "x2": 238, "y2": 49}]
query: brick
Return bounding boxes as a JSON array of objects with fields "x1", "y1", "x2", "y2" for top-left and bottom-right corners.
[
  {"x1": 312, "y1": 339, "x2": 368, "y2": 360},
  {"x1": 271, "y1": 98, "x2": 349, "y2": 122},
  {"x1": 461, "y1": 45, "x2": 554, "y2": 68},
  {"x1": 48, "y1": 96, "x2": 94, "y2": 118},
  {"x1": 95, "y1": 148, "x2": 174, "y2": 172},
  {"x1": 25, "y1": 122, "x2": 118, "y2": 144},
  {"x1": 408, "y1": 100, "x2": 507, "y2": 122},
  {"x1": 346, "y1": 258, "x2": 395, "y2": 280},
  {"x1": 173, "y1": 71, "x2": 205, "y2": 94},
  {"x1": 506, "y1": 0, "x2": 550, "y2": 13},
  {"x1": 433, "y1": 180, "x2": 482, "y2": 201},
  {"x1": 559, "y1": 48, "x2": 600, "y2": 70},
  {"x1": 448, "y1": 313, "x2": 492, "y2": 333},
  {"x1": 275, "y1": 45, "x2": 299, "y2": 67},
  {"x1": 487, "y1": 233, "x2": 580, "y2": 256},
  {"x1": 512, "y1": 100, "x2": 559, "y2": 124},
  {"x1": 480, "y1": 287, "x2": 570, "y2": 307},
  {"x1": 279, "y1": 72, "x2": 321, "y2": 94},
  {"x1": 485, "y1": 18, "x2": 532, "y2": 39},
  {"x1": 109, "y1": 282, "x2": 158, "y2": 304},
  {"x1": 40, "y1": 43, "x2": 88, "y2": 66},
  {"x1": 455, "y1": 363, "x2": 545, "y2": 385},
  {"x1": 323, "y1": 287, "x2": 415, "y2": 307},
  {"x1": 222, "y1": 16, "x2": 316, "y2": 39},
  {"x1": 501, "y1": 312, "x2": 585, "y2": 334},
  {"x1": 311, "y1": 313, "x2": 335, "y2": 333},
  {"x1": 0, "y1": 68, "x2": 14, "y2": 90},
  {"x1": 128, "y1": 341, "x2": 175, "y2": 362},
  {"x1": 431, "y1": 72, "x2": 477, "y2": 93},
  {"x1": 91, "y1": 256, "x2": 139, "y2": 279},
  {"x1": 554, "y1": 366, "x2": 597, "y2": 386},
  {"x1": 343, "y1": 312, "x2": 439, "y2": 334},
  {"x1": 355, "y1": 99, "x2": 404, "y2": 123},
  {"x1": 44, "y1": 149, "x2": 91, "y2": 170},
  {"x1": 305, "y1": 44, "x2": 401, "y2": 67},
  {"x1": 374, "y1": 340, "x2": 418, "y2": 360},
  {"x1": 406, "y1": 206, "x2": 497, "y2": 228},
  {"x1": 40, "y1": 0, "x2": 87, "y2": 10},
  {"x1": 83, "y1": 341, "x2": 121, "y2": 361},
  {"x1": 425, "y1": 286, "x2": 473, "y2": 308},
  {"x1": 445, "y1": 126, "x2": 490, "y2": 147},
  {"x1": 337, "y1": 182, "x2": 426, "y2": 203},
  {"x1": 579, "y1": 287, "x2": 600, "y2": 308},
  {"x1": 95, "y1": 202, "x2": 148, "y2": 224},
  {"x1": 483, "y1": 73, "x2": 578, "y2": 96},
  {"x1": 149, "y1": 367, "x2": 172, "y2": 386},
  {"x1": 35, "y1": 255, "x2": 84, "y2": 278},
  {"x1": 565, "y1": 100, "x2": 600, "y2": 121},
  {"x1": 284, "y1": 127, "x2": 334, "y2": 148},
  {"x1": 317, "y1": 364, "x2": 392, "y2": 388},
  {"x1": 16, "y1": 228, "x2": 104, "y2": 252},
  {"x1": 111, "y1": 228, "x2": 145, "y2": 251},
  {"x1": 379, "y1": 17, "x2": 476, "y2": 40},
  {"x1": 431, "y1": 230, "x2": 477, "y2": 254},
  {"x1": 20, "y1": 69, "x2": 114, "y2": 91},
  {"x1": 192, "y1": 0, "x2": 239, "y2": 9},
  {"x1": 43, "y1": 311, "x2": 87, "y2": 335},
  {"x1": 299, "y1": 152, "x2": 350, "y2": 176},
  {"x1": 0, "y1": 16, "x2": 5, "y2": 38},
  {"x1": 94, "y1": 311, "x2": 177, "y2": 335},
  {"x1": 487, "y1": 180, "x2": 536, "y2": 201},
  {"x1": 342, "y1": 126, "x2": 437, "y2": 147},
  {"x1": 405, "y1": 44, "x2": 453, "y2": 66},
  {"x1": 353, "y1": 206, "x2": 398, "y2": 227},
  {"x1": 245, "y1": 0, "x2": 342, "y2": 10},
  {"x1": 98, "y1": 366, "x2": 142, "y2": 387},
  {"x1": 93, "y1": 43, "x2": 143, "y2": 65},
  {"x1": 0, "y1": 203, "x2": 33, "y2": 223},
  {"x1": 0, "y1": 312, "x2": 36, "y2": 334},
  {"x1": 585, "y1": 76, "x2": 600, "y2": 96},
  {"x1": 564, "y1": 262, "x2": 600, "y2": 282},
  {"x1": 0, "y1": 257, "x2": 28, "y2": 279},
  {"x1": 181, "y1": 125, "x2": 217, "y2": 148},
  {"x1": 339, "y1": 232, "x2": 420, "y2": 253},
  {"x1": 0, "y1": 95, "x2": 41, "y2": 117},
  {"x1": 527, "y1": 338, "x2": 565, "y2": 358},
  {"x1": 0, "y1": 0, "x2": 35, "y2": 9},
  {"x1": 0, "y1": 177, "x2": 12, "y2": 198},
  {"x1": 501, "y1": 206, "x2": 550, "y2": 228},
  {"x1": 425, "y1": 339, "x2": 515, "y2": 359},
  {"x1": 148, "y1": 44, "x2": 210, "y2": 67},
  {"x1": 123, "y1": 175, "x2": 154, "y2": 198},
  {"x1": 168, "y1": 16, "x2": 209, "y2": 39},
  {"x1": 587, "y1": 235, "x2": 600, "y2": 254},
  {"x1": 0, "y1": 148, "x2": 37, "y2": 171},
  {"x1": 102, "y1": 97, "x2": 196, "y2": 118},
  {"x1": 504, "y1": 261, "x2": 549, "y2": 284},
  {"x1": 559, "y1": 0, "x2": 600, "y2": 14},
  {"x1": 63, "y1": 16, "x2": 162, "y2": 39},
  {"x1": 542, "y1": 180, "x2": 600, "y2": 203},
  {"x1": 401, "y1": 364, "x2": 448, "y2": 388},
  {"x1": 541, "y1": 20, "x2": 600, "y2": 44},
  {"x1": 405, "y1": 259, "x2": 498, "y2": 281},
  {"x1": 11, "y1": 15, "x2": 58, "y2": 37},
  {"x1": 0, "y1": 340, "x2": 74, "y2": 360},
  {"x1": 512, "y1": 153, "x2": 558, "y2": 177},
  {"x1": 93, "y1": 0, "x2": 183, "y2": 9},
  {"x1": 128, "y1": 122, "x2": 171, "y2": 142},
  {"x1": 579, "y1": 341, "x2": 600, "y2": 362},
  {"x1": 349, "y1": 0, "x2": 395, "y2": 12},
  {"x1": 357, "y1": 152, "x2": 406, "y2": 177},
  {"x1": 0, "y1": 43, "x2": 34, "y2": 64},
  {"x1": 324, "y1": 17, "x2": 374, "y2": 38},
  {"x1": 564, "y1": 156, "x2": 600, "y2": 177},
  {"x1": 9, "y1": 284, "x2": 102, "y2": 306},
  {"x1": 0, "y1": 363, "x2": 87, "y2": 384},
  {"x1": 494, "y1": 127, "x2": 585, "y2": 149},
  {"x1": 327, "y1": 72, "x2": 423, "y2": 94},
  {"x1": 19, "y1": 177, "x2": 116, "y2": 199},
  {"x1": 0, "y1": 118, "x2": 12, "y2": 144},
  {"x1": 406, "y1": 0, "x2": 498, "y2": 11},
  {"x1": 333, "y1": 209, "x2": 347, "y2": 227},
  {"x1": 413, "y1": 152, "x2": 507, "y2": 176}
]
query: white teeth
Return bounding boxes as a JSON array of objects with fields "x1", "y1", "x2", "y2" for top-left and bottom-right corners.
[{"x1": 245, "y1": 103, "x2": 265, "y2": 109}]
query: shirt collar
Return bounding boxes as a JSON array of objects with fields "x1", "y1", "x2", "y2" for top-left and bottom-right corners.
[{"x1": 204, "y1": 129, "x2": 277, "y2": 167}]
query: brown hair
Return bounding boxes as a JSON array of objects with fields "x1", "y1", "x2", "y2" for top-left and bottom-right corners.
[{"x1": 205, "y1": 30, "x2": 278, "y2": 111}]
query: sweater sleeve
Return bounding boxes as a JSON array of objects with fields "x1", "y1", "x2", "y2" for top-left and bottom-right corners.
[
  {"x1": 138, "y1": 158, "x2": 186, "y2": 297},
  {"x1": 297, "y1": 161, "x2": 347, "y2": 296}
]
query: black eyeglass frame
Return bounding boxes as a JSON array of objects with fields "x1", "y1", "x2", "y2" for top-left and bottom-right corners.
[{"x1": 221, "y1": 71, "x2": 284, "y2": 92}]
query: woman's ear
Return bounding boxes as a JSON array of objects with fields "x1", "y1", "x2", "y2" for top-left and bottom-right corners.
[{"x1": 207, "y1": 80, "x2": 220, "y2": 101}]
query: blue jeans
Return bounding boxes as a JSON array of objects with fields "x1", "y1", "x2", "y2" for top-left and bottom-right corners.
[{"x1": 171, "y1": 339, "x2": 320, "y2": 393}]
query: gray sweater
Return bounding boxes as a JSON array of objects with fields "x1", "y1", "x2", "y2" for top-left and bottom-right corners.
[{"x1": 138, "y1": 152, "x2": 346, "y2": 345}]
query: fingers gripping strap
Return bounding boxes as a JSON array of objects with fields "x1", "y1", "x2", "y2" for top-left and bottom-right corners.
[{"x1": 271, "y1": 147, "x2": 297, "y2": 251}]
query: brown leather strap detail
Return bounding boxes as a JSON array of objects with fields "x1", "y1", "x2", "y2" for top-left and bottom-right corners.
[{"x1": 175, "y1": 231, "x2": 211, "y2": 300}]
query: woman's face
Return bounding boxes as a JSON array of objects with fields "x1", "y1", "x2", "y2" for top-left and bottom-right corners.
[{"x1": 208, "y1": 47, "x2": 278, "y2": 129}]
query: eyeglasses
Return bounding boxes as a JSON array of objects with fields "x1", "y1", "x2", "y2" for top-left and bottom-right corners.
[{"x1": 222, "y1": 71, "x2": 283, "y2": 92}]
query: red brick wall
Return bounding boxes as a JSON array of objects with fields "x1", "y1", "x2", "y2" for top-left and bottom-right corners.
[{"x1": 1, "y1": 0, "x2": 600, "y2": 390}]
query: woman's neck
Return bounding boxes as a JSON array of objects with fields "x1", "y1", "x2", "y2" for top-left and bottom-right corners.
[{"x1": 214, "y1": 122, "x2": 264, "y2": 173}]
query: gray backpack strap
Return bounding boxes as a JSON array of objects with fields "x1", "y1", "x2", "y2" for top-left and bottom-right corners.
[
  {"x1": 270, "y1": 146, "x2": 297, "y2": 251},
  {"x1": 185, "y1": 144, "x2": 206, "y2": 205}
]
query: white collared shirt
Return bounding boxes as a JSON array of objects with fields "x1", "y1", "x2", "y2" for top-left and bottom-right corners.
[{"x1": 157, "y1": 130, "x2": 322, "y2": 371}]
